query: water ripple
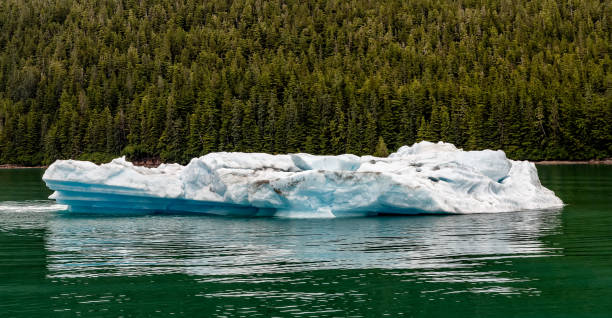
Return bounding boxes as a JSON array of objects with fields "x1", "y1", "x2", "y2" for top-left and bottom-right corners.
[
  {"x1": 33, "y1": 208, "x2": 563, "y2": 283},
  {"x1": 0, "y1": 200, "x2": 67, "y2": 213}
]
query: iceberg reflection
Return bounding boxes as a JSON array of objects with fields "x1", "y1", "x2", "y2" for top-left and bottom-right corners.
[{"x1": 45, "y1": 208, "x2": 562, "y2": 296}]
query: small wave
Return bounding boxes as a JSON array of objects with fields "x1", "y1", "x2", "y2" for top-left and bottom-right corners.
[{"x1": 0, "y1": 200, "x2": 68, "y2": 213}]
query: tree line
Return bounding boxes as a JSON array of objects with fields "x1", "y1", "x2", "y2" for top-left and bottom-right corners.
[{"x1": 0, "y1": 0, "x2": 610, "y2": 165}]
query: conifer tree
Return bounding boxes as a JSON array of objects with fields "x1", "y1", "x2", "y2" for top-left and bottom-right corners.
[
  {"x1": 373, "y1": 137, "x2": 389, "y2": 157},
  {"x1": 416, "y1": 117, "x2": 429, "y2": 142}
]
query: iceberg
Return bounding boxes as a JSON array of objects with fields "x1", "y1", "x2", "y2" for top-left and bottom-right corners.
[{"x1": 42, "y1": 141, "x2": 563, "y2": 217}]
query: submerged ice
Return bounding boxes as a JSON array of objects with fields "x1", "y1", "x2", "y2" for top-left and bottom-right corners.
[{"x1": 43, "y1": 141, "x2": 563, "y2": 217}]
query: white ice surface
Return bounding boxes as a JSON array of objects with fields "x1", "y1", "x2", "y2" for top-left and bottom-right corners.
[{"x1": 42, "y1": 141, "x2": 563, "y2": 217}]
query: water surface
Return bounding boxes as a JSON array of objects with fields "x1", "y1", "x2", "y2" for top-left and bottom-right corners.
[{"x1": 1, "y1": 166, "x2": 611, "y2": 317}]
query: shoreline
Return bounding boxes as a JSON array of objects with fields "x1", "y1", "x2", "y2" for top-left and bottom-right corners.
[
  {"x1": 0, "y1": 159, "x2": 160, "y2": 169},
  {"x1": 534, "y1": 159, "x2": 612, "y2": 165},
  {"x1": 2, "y1": 159, "x2": 612, "y2": 169},
  {"x1": 0, "y1": 164, "x2": 49, "y2": 169}
]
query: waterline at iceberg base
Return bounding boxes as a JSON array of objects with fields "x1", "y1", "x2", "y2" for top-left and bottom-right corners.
[{"x1": 42, "y1": 141, "x2": 563, "y2": 217}]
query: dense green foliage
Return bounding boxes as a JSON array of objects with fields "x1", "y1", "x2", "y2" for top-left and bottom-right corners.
[{"x1": 0, "y1": 0, "x2": 610, "y2": 165}]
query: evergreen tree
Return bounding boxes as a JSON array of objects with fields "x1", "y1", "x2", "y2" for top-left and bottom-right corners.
[{"x1": 373, "y1": 137, "x2": 389, "y2": 157}]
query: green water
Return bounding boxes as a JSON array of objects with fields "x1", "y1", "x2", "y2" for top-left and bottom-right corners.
[{"x1": 0, "y1": 166, "x2": 611, "y2": 317}]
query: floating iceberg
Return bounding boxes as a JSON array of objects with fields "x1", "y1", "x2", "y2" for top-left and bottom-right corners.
[{"x1": 43, "y1": 141, "x2": 563, "y2": 217}]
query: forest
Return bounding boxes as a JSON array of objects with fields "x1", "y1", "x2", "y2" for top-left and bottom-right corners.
[{"x1": 0, "y1": 0, "x2": 610, "y2": 165}]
